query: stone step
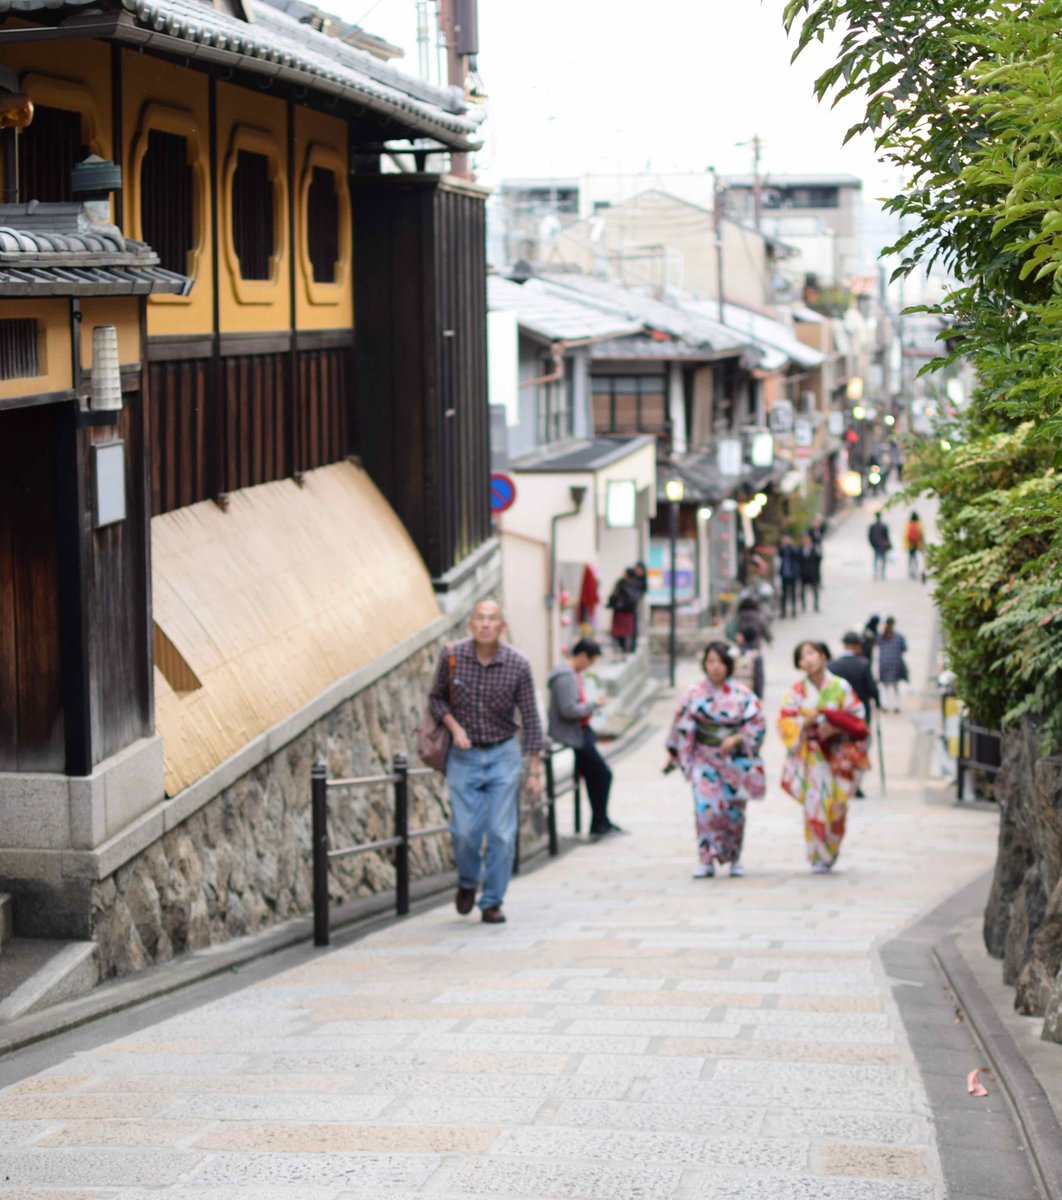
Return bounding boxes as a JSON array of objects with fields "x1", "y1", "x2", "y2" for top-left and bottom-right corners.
[
  {"x1": 0, "y1": 893, "x2": 12, "y2": 952},
  {"x1": 0, "y1": 938, "x2": 99, "y2": 1024}
]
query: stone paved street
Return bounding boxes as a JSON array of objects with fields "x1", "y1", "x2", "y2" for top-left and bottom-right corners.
[{"x1": 0, "y1": 498, "x2": 1002, "y2": 1199}]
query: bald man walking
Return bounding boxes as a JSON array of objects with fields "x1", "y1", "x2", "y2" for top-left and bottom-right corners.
[{"x1": 428, "y1": 600, "x2": 544, "y2": 924}]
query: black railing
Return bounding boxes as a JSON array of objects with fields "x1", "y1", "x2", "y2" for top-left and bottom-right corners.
[
  {"x1": 956, "y1": 718, "x2": 1002, "y2": 801},
  {"x1": 311, "y1": 746, "x2": 573, "y2": 946}
]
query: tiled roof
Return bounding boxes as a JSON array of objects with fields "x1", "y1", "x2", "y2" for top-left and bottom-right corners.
[
  {"x1": 511, "y1": 435, "x2": 656, "y2": 474},
  {"x1": 0, "y1": 0, "x2": 482, "y2": 149},
  {"x1": 488, "y1": 276, "x2": 642, "y2": 343},
  {"x1": 539, "y1": 273, "x2": 747, "y2": 357},
  {"x1": 0, "y1": 205, "x2": 191, "y2": 295}
]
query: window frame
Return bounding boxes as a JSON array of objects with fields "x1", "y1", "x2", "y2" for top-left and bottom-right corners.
[
  {"x1": 130, "y1": 103, "x2": 207, "y2": 306},
  {"x1": 221, "y1": 126, "x2": 286, "y2": 304},
  {"x1": 297, "y1": 143, "x2": 351, "y2": 307},
  {"x1": 591, "y1": 372, "x2": 670, "y2": 438}
]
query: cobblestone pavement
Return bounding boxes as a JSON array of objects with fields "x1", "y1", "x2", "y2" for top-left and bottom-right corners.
[{"x1": 0, "y1": 496, "x2": 1001, "y2": 1199}]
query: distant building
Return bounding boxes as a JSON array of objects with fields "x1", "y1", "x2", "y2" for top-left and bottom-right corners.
[{"x1": 722, "y1": 173, "x2": 865, "y2": 285}]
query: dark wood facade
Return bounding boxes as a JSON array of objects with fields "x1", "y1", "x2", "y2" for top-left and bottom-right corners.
[
  {"x1": 146, "y1": 332, "x2": 353, "y2": 514},
  {"x1": 0, "y1": 385, "x2": 152, "y2": 775},
  {"x1": 352, "y1": 175, "x2": 490, "y2": 579}
]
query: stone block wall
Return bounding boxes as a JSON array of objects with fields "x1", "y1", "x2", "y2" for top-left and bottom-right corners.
[
  {"x1": 983, "y1": 719, "x2": 1062, "y2": 1042},
  {"x1": 91, "y1": 640, "x2": 456, "y2": 978}
]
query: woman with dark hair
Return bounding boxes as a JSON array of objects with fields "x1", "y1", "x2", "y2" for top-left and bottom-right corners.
[
  {"x1": 666, "y1": 640, "x2": 766, "y2": 878},
  {"x1": 778, "y1": 640, "x2": 870, "y2": 873}
]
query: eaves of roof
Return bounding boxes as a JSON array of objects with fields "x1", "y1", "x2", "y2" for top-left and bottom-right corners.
[
  {"x1": 0, "y1": 0, "x2": 483, "y2": 150},
  {"x1": 0, "y1": 264, "x2": 191, "y2": 295}
]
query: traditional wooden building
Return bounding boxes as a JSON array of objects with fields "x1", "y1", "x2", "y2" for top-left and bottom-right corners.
[{"x1": 0, "y1": 0, "x2": 491, "y2": 965}]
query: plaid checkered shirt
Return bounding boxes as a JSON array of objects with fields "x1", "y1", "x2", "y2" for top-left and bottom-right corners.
[{"x1": 429, "y1": 638, "x2": 544, "y2": 754}]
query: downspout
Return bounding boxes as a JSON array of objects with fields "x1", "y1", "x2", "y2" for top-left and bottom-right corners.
[{"x1": 546, "y1": 484, "x2": 587, "y2": 667}]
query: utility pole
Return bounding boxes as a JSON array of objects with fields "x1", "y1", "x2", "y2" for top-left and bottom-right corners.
[
  {"x1": 710, "y1": 167, "x2": 725, "y2": 324},
  {"x1": 750, "y1": 134, "x2": 763, "y2": 233},
  {"x1": 437, "y1": 0, "x2": 472, "y2": 177}
]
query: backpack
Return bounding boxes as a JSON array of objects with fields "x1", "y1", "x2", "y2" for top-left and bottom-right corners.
[
  {"x1": 906, "y1": 521, "x2": 923, "y2": 550},
  {"x1": 731, "y1": 650, "x2": 757, "y2": 691}
]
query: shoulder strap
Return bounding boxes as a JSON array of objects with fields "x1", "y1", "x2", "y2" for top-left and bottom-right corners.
[{"x1": 447, "y1": 643, "x2": 456, "y2": 706}]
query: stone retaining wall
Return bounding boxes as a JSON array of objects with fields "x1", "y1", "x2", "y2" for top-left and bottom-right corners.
[
  {"x1": 91, "y1": 639, "x2": 457, "y2": 978},
  {"x1": 983, "y1": 719, "x2": 1062, "y2": 1042}
]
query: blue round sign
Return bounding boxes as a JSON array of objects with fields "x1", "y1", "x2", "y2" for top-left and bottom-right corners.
[{"x1": 489, "y1": 473, "x2": 517, "y2": 513}]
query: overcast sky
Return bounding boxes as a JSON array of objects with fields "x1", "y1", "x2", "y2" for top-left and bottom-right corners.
[{"x1": 339, "y1": 0, "x2": 902, "y2": 253}]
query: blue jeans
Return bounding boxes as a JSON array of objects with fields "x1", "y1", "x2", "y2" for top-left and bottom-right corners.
[{"x1": 446, "y1": 737, "x2": 521, "y2": 910}]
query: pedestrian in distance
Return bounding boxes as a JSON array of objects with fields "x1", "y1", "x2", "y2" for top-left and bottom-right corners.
[
  {"x1": 904, "y1": 512, "x2": 926, "y2": 581},
  {"x1": 731, "y1": 626, "x2": 765, "y2": 699},
  {"x1": 876, "y1": 616, "x2": 909, "y2": 712},
  {"x1": 828, "y1": 633, "x2": 880, "y2": 799},
  {"x1": 625, "y1": 562, "x2": 649, "y2": 653},
  {"x1": 547, "y1": 637, "x2": 622, "y2": 839},
  {"x1": 428, "y1": 599, "x2": 544, "y2": 925},
  {"x1": 666, "y1": 641, "x2": 767, "y2": 878},
  {"x1": 860, "y1": 614, "x2": 881, "y2": 668},
  {"x1": 606, "y1": 571, "x2": 638, "y2": 656},
  {"x1": 809, "y1": 512, "x2": 829, "y2": 555},
  {"x1": 778, "y1": 641, "x2": 870, "y2": 873},
  {"x1": 777, "y1": 533, "x2": 802, "y2": 618},
  {"x1": 726, "y1": 595, "x2": 773, "y2": 647},
  {"x1": 868, "y1": 512, "x2": 892, "y2": 580},
  {"x1": 798, "y1": 531, "x2": 822, "y2": 613}
]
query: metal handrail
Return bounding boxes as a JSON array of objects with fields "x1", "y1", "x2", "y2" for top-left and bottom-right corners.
[
  {"x1": 956, "y1": 717, "x2": 1002, "y2": 801},
  {"x1": 311, "y1": 747, "x2": 569, "y2": 945}
]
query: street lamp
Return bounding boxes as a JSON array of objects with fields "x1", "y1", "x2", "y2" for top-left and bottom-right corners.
[{"x1": 664, "y1": 478, "x2": 685, "y2": 688}]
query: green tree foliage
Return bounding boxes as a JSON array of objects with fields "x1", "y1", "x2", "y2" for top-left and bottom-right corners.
[{"x1": 784, "y1": 0, "x2": 1062, "y2": 748}]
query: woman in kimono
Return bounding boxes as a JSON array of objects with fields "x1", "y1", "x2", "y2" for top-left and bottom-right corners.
[
  {"x1": 778, "y1": 640, "x2": 870, "y2": 873},
  {"x1": 666, "y1": 641, "x2": 766, "y2": 878}
]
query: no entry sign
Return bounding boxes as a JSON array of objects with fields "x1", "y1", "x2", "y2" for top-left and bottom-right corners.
[{"x1": 489, "y1": 473, "x2": 517, "y2": 513}]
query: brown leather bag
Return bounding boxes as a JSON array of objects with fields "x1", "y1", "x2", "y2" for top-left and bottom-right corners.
[{"x1": 415, "y1": 645, "x2": 455, "y2": 773}]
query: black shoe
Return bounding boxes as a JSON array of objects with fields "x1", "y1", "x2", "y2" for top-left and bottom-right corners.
[
  {"x1": 481, "y1": 906, "x2": 506, "y2": 924},
  {"x1": 455, "y1": 885, "x2": 476, "y2": 915},
  {"x1": 854, "y1": 786, "x2": 866, "y2": 799}
]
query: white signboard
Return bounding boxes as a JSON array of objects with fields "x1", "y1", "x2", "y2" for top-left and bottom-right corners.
[
  {"x1": 717, "y1": 437, "x2": 743, "y2": 477},
  {"x1": 605, "y1": 479, "x2": 637, "y2": 528},
  {"x1": 794, "y1": 418, "x2": 813, "y2": 447},
  {"x1": 769, "y1": 400, "x2": 793, "y2": 434}
]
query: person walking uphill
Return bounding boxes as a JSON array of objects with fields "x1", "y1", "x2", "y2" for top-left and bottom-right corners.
[
  {"x1": 868, "y1": 512, "x2": 892, "y2": 580},
  {"x1": 429, "y1": 600, "x2": 544, "y2": 924},
  {"x1": 547, "y1": 638, "x2": 621, "y2": 838},
  {"x1": 666, "y1": 641, "x2": 766, "y2": 878},
  {"x1": 779, "y1": 641, "x2": 869, "y2": 873}
]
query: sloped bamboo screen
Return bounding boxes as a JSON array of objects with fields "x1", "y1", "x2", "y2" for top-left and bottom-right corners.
[{"x1": 152, "y1": 461, "x2": 441, "y2": 795}]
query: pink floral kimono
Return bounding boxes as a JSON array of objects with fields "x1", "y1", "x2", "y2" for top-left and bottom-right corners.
[
  {"x1": 667, "y1": 678, "x2": 766, "y2": 867},
  {"x1": 778, "y1": 671, "x2": 869, "y2": 869}
]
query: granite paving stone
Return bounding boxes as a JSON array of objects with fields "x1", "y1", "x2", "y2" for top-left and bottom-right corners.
[
  {"x1": 434, "y1": 1156, "x2": 686, "y2": 1200},
  {"x1": 187, "y1": 1151, "x2": 441, "y2": 1188},
  {"x1": 0, "y1": 1121, "x2": 59, "y2": 1147},
  {"x1": 495, "y1": 1125, "x2": 810, "y2": 1170},
  {"x1": 191, "y1": 1121, "x2": 500, "y2": 1153},
  {"x1": 158, "y1": 1094, "x2": 393, "y2": 1122},
  {"x1": 0, "y1": 1148, "x2": 203, "y2": 1186},
  {"x1": 818, "y1": 1143, "x2": 929, "y2": 1178},
  {"x1": 33, "y1": 1119, "x2": 210, "y2": 1148}
]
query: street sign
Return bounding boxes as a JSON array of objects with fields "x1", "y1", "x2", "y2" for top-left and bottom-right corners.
[{"x1": 489, "y1": 472, "x2": 517, "y2": 513}]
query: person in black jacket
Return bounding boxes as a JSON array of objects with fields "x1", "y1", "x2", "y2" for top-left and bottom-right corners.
[
  {"x1": 798, "y1": 532, "x2": 822, "y2": 613},
  {"x1": 829, "y1": 632, "x2": 880, "y2": 798},
  {"x1": 777, "y1": 534, "x2": 801, "y2": 619},
  {"x1": 829, "y1": 633, "x2": 879, "y2": 722}
]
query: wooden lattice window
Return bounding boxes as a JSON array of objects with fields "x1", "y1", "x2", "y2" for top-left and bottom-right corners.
[
  {"x1": 306, "y1": 166, "x2": 339, "y2": 284},
  {"x1": 0, "y1": 319, "x2": 39, "y2": 380},
  {"x1": 18, "y1": 106, "x2": 84, "y2": 203},
  {"x1": 231, "y1": 149, "x2": 274, "y2": 281},
  {"x1": 140, "y1": 129, "x2": 194, "y2": 274}
]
